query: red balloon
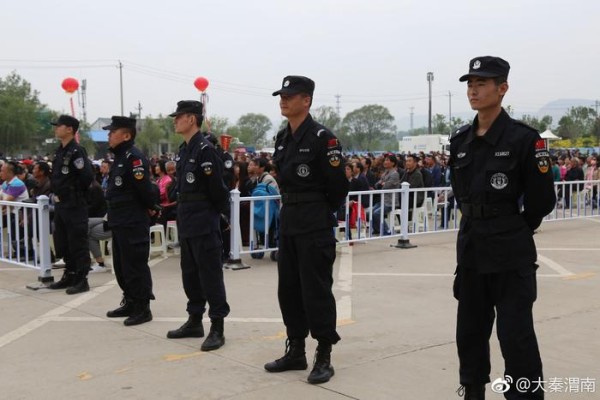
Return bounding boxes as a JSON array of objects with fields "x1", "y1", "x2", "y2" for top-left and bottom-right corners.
[
  {"x1": 194, "y1": 77, "x2": 209, "y2": 92},
  {"x1": 61, "y1": 77, "x2": 79, "y2": 94}
]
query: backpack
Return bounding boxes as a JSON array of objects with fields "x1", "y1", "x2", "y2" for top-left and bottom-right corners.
[{"x1": 252, "y1": 179, "x2": 279, "y2": 233}]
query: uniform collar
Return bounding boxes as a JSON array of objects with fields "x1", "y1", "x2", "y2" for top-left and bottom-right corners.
[
  {"x1": 466, "y1": 108, "x2": 511, "y2": 146},
  {"x1": 288, "y1": 114, "x2": 314, "y2": 142},
  {"x1": 110, "y1": 139, "x2": 135, "y2": 155}
]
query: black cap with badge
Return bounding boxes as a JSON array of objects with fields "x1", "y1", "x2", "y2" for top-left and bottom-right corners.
[
  {"x1": 50, "y1": 114, "x2": 80, "y2": 132},
  {"x1": 459, "y1": 56, "x2": 510, "y2": 82},
  {"x1": 102, "y1": 116, "x2": 137, "y2": 137},
  {"x1": 169, "y1": 100, "x2": 203, "y2": 117},
  {"x1": 272, "y1": 75, "x2": 315, "y2": 97}
]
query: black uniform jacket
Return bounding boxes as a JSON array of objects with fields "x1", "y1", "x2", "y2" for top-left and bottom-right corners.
[
  {"x1": 176, "y1": 132, "x2": 230, "y2": 239},
  {"x1": 273, "y1": 114, "x2": 349, "y2": 235},
  {"x1": 449, "y1": 109, "x2": 555, "y2": 272},
  {"x1": 51, "y1": 138, "x2": 94, "y2": 207},
  {"x1": 106, "y1": 140, "x2": 156, "y2": 228}
]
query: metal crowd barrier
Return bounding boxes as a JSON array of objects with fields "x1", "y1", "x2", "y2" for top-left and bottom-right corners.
[
  {"x1": 0, "y1": 195, "x2": 53, "y2": 288},
  {"x1": 228, "y1": 179, "x2": 600, "y2": 263}
]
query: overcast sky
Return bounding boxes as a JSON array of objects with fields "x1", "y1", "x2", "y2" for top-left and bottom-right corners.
[{"x1": 2, "y1": 0, "x2": 599, "y2": 134}]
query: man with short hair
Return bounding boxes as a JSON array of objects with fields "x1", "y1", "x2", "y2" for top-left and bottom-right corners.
[
  {"x1": 450, "y1": 56, "x2": 555, "y2": 399},
  {"x1": 47, "y1": 115, "x2": 94, "y2": 294},
  {"x1": 265, "y1": 76, "x2": 348, "y2": 384},
  {"x1": 104, "y1": 116, "x2": 159, "y2": 326},
  {"x1": 31, "y1": 161, "x2": 52, "y2": 199},
  {"x1": 166, "y1": 101, "x2": 230, "y2": 352}
]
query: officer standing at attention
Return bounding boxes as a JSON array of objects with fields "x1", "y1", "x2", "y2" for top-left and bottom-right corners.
[
  {"x1": 449, "y1": 57, "x2": 555, "y2": 399},
  {"x1": 166, "y1": 101, "x2": 230, "y2": 351},
  {"x1": 104, "y1": 116, "x2": 159, "y2": 326},
  {"x1": 48, "y1": 115, "x2": 94, "y2": 294},
  {"x1": 264, "y1": 76, "x2": 348, "y2": 384}
]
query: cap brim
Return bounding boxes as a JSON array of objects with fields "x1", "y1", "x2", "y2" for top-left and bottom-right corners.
[
  {"x1": 459, "y1": 72, "x2": 501, "y2": 82},
  {"x1": 272, "y1": 88, "x2": 305, "y2": 96},
  {"x1": 50, "y1": 121, "x2": 59, "y2": 126},
  {"x1": 101, "y1": 124, "x2": 114, "y2": 130}
]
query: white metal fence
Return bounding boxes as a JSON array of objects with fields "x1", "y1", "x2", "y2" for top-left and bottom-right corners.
[
  {"x1": 0, "y1": 196, "x2": 53, "y2": 288},
  {"x1": 228, "y1": 180, "x2": 600, "y2": 261}
]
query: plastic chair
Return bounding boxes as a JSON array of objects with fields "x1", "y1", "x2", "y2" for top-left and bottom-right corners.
[{"x1": 149, "y1": 224, "x2": 167, "y2": 257}]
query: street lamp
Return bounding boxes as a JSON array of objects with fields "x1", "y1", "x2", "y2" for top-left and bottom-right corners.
[{"x1": 427, "y1": 72, "x2": 434, "y2": 135}]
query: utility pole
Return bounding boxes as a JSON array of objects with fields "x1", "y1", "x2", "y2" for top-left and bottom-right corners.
[
  {"x1": 80, "y1": 79, "x2": 87, "y2": 123},
  {"x1": 409, "y1": 106, "x2": 415, "y2": 132},
  {"x1": 594, "y1": 100, "x2": 599, "y2": 114},
  {"x1": 427, "y1": 72, "x2": 434, "y2": 135},
  {"x1": 136, "y1": 101, "x2": 143, "y2": 119},
  {"x1": 118, "y1": 60, "x2": 124, "y2": 116},
  {"x1": 335, "y1": 94, "x2": 342, "y2": 130},
  {"x1": 447, "y1": 90, "x2": 452, "y2": 125}
]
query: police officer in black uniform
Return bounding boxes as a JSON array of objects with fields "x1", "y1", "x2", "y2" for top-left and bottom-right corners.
[
  {"x1": 104, "y1": 116, "x2": 159, "y2": 326},
  {"x1": 48, "y1": 115, "x2": 94, "y2": 294},
  {"x1": 166, "y1": 101, "x2": 230, "y2": 351},
  {"x1": 449, "y1": 57, "x2": 556, "y2": 400},
  {"x1": 264, "y1": 76, "x2": 349, "y2": 384}
]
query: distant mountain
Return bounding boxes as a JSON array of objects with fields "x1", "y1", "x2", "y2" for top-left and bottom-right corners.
[{"x1": 533, "y1": 98, "x2": 598, "y2": 126}]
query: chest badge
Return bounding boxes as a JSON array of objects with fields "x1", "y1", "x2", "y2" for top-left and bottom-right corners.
[
  {"x1": 61, "y1": 166, "x2": 69, "y2": 175},
  {"x1": 115, "y1": 176, "x2": 123, "y2": 187},
  {"x1": 490, "y1": 173, "x2": 509, "y2": 190},
  {"x1": 457, "y1": 152, "x2": 466, "y2": 159},
  {"x1": 224, "y1": 160, "x2": 233, "y2": 169},
  {"x1": 297, "y1": 164, "x2": 310, "y2": 178},
  {"x1": 277, "y1": 145, "x2": 284, "y2": 151},
  {"x1": 186, "y1": 172, "x2": 195, "y2": 183}
]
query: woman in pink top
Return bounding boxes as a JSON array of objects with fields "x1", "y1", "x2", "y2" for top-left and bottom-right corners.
[{"x1": 154, "y1": 160, "x2": 173, "y2": 208}]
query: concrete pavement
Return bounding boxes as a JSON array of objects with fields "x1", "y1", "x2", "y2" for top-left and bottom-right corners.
[{"x1": 0, "y1": 217, "x2": 599, "y2": 399}]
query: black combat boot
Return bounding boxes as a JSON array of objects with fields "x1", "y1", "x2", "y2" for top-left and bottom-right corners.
[
  {"x1": 457, "y1": 384, "x2": 486, "y2": 400},
  {"x1": 106, "y1": 297, "x2": 134, "y2": 318},
  {"x1": 264, "y1": 338, "x2": 308, "y2": 372},
  {"x1": 307, "y1": 342, "x2": 334, "y2": 384},
  {"x1": 123, "y1": 300, "x2": 153, "y2": 326},
  {"x1": 200, "y1": 318, "x2": 225, "y2": 351},
  {"x1": 167, "y1": 314, "x2": 204, "y2": 338},
  {"x1": 65, "y1": 274, "x2": 89, "y2": 295},
  {"x1": 48, "y1": 271, "x2": 75, "y2": 290}
]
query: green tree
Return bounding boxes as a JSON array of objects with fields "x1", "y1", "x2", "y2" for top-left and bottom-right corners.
[
  {"x1": 232, "y1": 113, "x2": 272, "y2": 147},
  {"x1": 432, "y1": 113, "x2": 449, "y2": 135},
  {"x1": 341, "y1": 104, "x2": 396, "y2": 151},
  {"x1": 203, "y1": 115, "x2": 229, "y2": 135},
  {"x1": 0, "y1": 72, "x2": 42, "y2": 155},
  {"x1": 557, "y1": 106, "x2": 597, "y2": 139},
  {"x1": 450, "y1": 117, "x2": 467, "y2": 130},
  {"x1": 520, "y1": 114, "x2": 553, "y2": 132},
  {"x1": 313, "y1": 106, "x2": 341, "y2": 131},
  {"x1": 137, "y1": 117, "x2": 168, "y2": 155}
]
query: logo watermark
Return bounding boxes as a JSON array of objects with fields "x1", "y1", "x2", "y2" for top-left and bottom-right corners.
[{"x1": 491, "y1": 375, "x2": 596, "y2": 394}]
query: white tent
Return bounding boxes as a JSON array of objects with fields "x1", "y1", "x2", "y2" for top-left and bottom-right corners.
[{"x1": 540, "y1": 129, "x2": 561, "y2": 140}]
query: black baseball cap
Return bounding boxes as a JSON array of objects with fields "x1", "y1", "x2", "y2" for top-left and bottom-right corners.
[
  {"x1": 459, "y1": 56, "x2": 510, "y2": 82},
  {"x1": 50, "y1": 115, "x2": 79, "y2": 132},
  {"x1": 169, "y1": 100, "x2": 203, "y2": 117},
  {"x1": 102, "y1": 116, "x2": 137, "y2": 137},
  {"x1": 272, "y1": 75, "x2": 315, "y2": 97}
]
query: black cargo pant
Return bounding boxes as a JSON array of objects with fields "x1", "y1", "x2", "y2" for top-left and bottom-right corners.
[
  {"x1": 53, "y1": 205, "x2": 90, "y2": 276},
  {"x1": 277, "y1": 228, "x2": 340, "y2": 345},
  {"x1": 111, "y1": 225, "x2": 154, "y2": 301},
  {"x1": 454, "y1": 265, "x2": 544, "y2": 399},
  {"x1": 180, "y1": 232, "x2": 230, "y2": 319}
]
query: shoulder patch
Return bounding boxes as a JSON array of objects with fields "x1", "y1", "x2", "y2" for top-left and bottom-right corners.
[{"x1": 450, "y1": 124, "x2": 471, "y2": 141}]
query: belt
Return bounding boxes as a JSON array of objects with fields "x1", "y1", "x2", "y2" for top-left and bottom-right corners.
[
  {"x1": 460, "y1": 202, "x2": 519, "y2": 219},
  {"x1": 178, "y1": 193, "x2": 208, "y2": 203},
  {"x1": 107, "y1": 200, "x2": 136, "y2": 210},
  {"x1": 281, "y1": 192, "x2": 327, "y2": 205}
]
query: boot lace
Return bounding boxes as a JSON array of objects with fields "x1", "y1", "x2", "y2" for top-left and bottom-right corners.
[{"x1": 456, "y1": 385, "x2": 465, "y2": 397}]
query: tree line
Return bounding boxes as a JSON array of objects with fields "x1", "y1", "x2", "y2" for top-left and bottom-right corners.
[{"x1": 1, "y1": 71, "x2": 599, "y2": 157}]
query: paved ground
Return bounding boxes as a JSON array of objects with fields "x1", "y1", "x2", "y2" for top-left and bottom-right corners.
[{"x1": 1, "y1": 217, "x2": 599, "y2": 400}]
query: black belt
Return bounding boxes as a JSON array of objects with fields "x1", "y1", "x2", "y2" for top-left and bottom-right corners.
[
  {"x1": 178, "y1": 192, "x2": 208, "y2": 203},
  {"x1": 107, "y1": 200, "x2": 136, "y2": 210},
  {"x1": 460, "y1": 202, "x2": 519, "y2": 219},
  {"x1": 281, "y1": 192, "x2": 327, "y2": 205}
]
